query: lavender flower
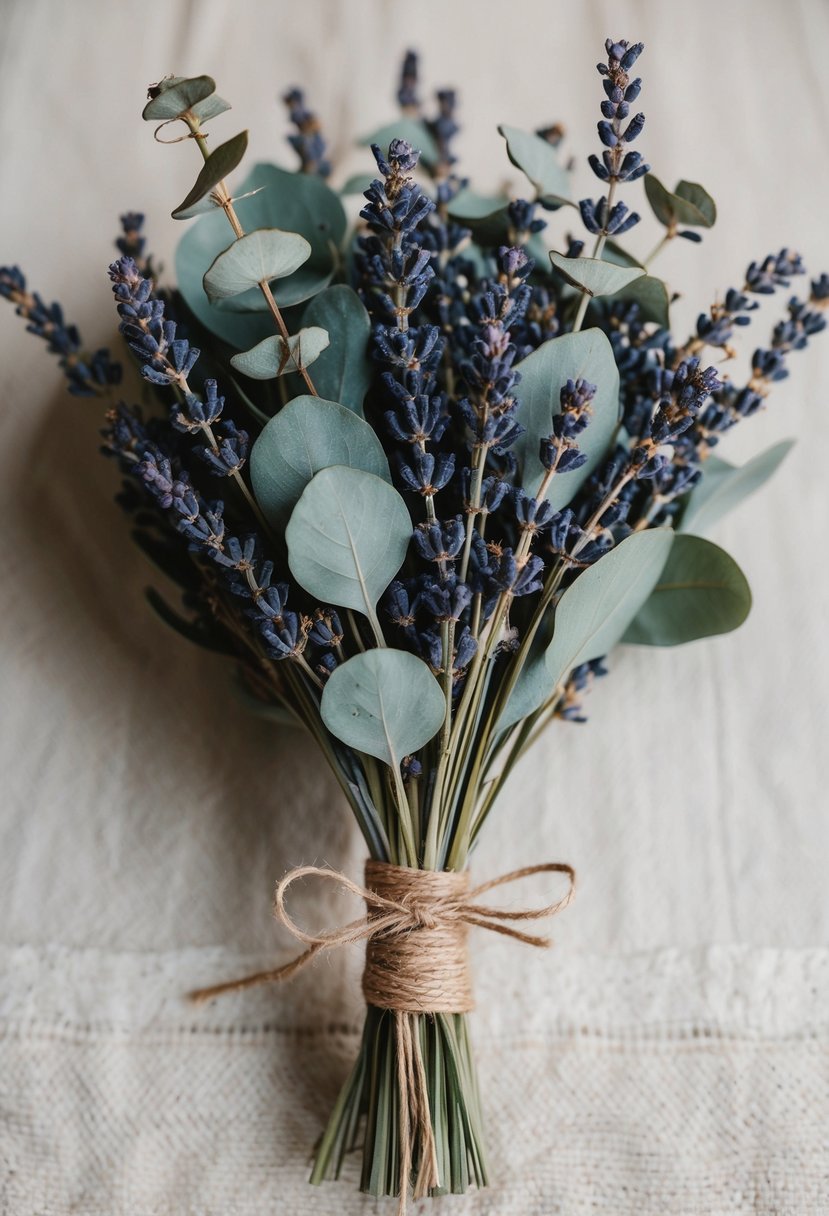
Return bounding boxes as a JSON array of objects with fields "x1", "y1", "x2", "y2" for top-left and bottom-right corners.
[
  {"x1": 0, "y1": 266, "x2": 121, "y2": 396},
  {"x1": 282, "y1": 87, "x2": 331, "y2": 177},
  {"x1": 581, "y1": 39, "x2": 649, "y2": 240}
]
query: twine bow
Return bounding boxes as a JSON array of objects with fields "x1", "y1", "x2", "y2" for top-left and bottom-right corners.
[{"x1": 191, "y1": 859, "x2": 575, "y2": 1213}]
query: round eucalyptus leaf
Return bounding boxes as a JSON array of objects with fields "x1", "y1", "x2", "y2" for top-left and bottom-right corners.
[
  {"x1": 172, "y1": 130, "x2": 249, "y2": 220},
  {"x1": 250, "y1": 396, "x2": 391, "y2": 529},
  {"x1": 622, "y1": 534, "x2": 751, "y2": 647},
  {"x1": 286, "y1": 466, "x2": 411, "y2": 618},
  {"x1": 448, "y1": 189, "x2": 511, "y2": 245},
  {"x1": 321, "y1": 649, "x2": 445, "y2": 767},
  {"x1": 514, "y1": 328, "x2": 620, "y2": 510},
  {"x1": 191, "y1": 93, "x2": 232, "y2": 124},
  {"x1": 645, "y1": 174, "x2": 717, "y2": 230},
  {"x1": 229, "y1": 328, "x2": 329, "y2": 379},
  {"x1": 679, "y1": 440, "x2": 794, "y2": 535},
  {"x1": 340, "y1": 173, "x2": 376, "y2": 196},
  {"x1": 359, "y1": 119, "x2": 440, "y2": 167},
  {"x1": 674, "y1": 180, "x2": 716, "y2": 226},
  {"x1": 500, "y1": 530, "x2": 674, "y2": 729},
  {"x1": 300, "y1": 286, "x2": 372, "y2": 415},
  {"x1": 143, "y1": 75, "x2": 216, "y2": 122},
  {"x1": 175, "y1": 162, "x2": 347, "y2": 347},
  {"x1": 602, "y1": 240, "x2": 645, "y2": 270},
  {"x1": 498, "y1": 125, "x2": 571, "y2": 206},
  {"x1": 546, "y1": 529, "x2": 676, "y2": 685},
  {"x1": 203, "y1": 228, "x2": 312, "y2": 301},
  {"x1": 613, "y1": 274, "x2": 671, "y2": 329},
  {"x1": 550, "y1": 252, "x2": 644, "y2": 298}
]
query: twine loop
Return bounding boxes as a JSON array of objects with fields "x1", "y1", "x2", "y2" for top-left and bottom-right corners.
[{"x1": 190, "y1": 858, "x2": 575, "y2": 1213}]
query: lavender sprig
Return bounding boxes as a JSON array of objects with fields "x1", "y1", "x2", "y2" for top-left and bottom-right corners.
[{"x1": 0, "y1": 266, "x2": 121, "y2": 396}]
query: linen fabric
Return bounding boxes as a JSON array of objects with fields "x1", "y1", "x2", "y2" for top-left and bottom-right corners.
[{"x1": 1, "y1": 1, "x2": 828, "y2": 1212}]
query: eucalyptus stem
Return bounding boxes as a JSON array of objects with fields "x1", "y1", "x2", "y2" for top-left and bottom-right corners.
[
  {"x1": 572, "y1": 180, "x2": 617, "y2": 334},
  {"x1": 183, "y1": 115, "x2": 319, "y2": 397}
]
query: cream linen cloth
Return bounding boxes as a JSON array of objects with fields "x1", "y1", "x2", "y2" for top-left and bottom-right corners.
[{"x1": 1, "y1": 1, "x2": 828, "y2": 1212}]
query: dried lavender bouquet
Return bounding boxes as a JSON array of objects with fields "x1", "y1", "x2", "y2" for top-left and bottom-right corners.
[{"x1": 3, "y1": 37, "x2": 827, "y2": 1212}]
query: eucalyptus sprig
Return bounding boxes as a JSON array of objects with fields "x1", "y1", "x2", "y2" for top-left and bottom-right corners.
[{"x1": 2, "y1": 36, "x2": 826, "y2": 1214}]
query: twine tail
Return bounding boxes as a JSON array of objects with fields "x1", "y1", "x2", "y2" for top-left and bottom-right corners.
[
  {"x1": 395, "y1": 1010, "x2": 441, "y2": 1216},
  {"x1": 188, "y1": 942, "x2": 323, "y2": 1004}
]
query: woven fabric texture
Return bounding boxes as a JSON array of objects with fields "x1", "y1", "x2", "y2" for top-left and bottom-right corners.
[{"x1": 1, "y1": 0, "x2": 828, "y2": 1213}]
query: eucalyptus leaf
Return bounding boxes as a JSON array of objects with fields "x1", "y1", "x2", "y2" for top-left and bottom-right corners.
[
  {"x1": 191, "y1": 93, "x2": 232, "y2": 123},
  {"x1": 359, "y1": 119, "x2": 440, "y2": 167},
  {"x1": 340, "y1": 173, "x2": 376, "y2": 196},
  {"x1": 320, "y1": 649, "x2": 445, "y2": 766},
  {"x1": 623, "y1": 534, "x2": 751, "y2": 646},
  {"x1": 172, "y1": 130, "x2": 249, "y2": 220},
  {"x1": 499, "y1": 530, "x2": 675, "y2": 729},
  {"x1": 674, "y1": 180, "x2": 717, "y2": 226},
  {"x1": 286, "y1": 466, "x2": 411, "y2": 620},
  {"x1": 514, "y1": 328, "x2": 620, "y2": 509},
  {"x1": 550, "y1": 252, "x2": 644, "y2": 297},
  {"x1": 175, "y1": 162, "x2": 347, "y2": 346},
  {"x1": 645, "y1": 174, "x2": 717, "y2": 229},
  {"x1": 300, "y1": 285, "x2": 372, "y2": 414},
  {"x1": 547, "y1": 529, "x2": 676, "y2": 682},
  {"x1": 203, "y1": 228, "x2": 312, "y2": 301},
  {"x1": 498, "y1": 125, "x2": 571, "y2": 206},
  {"x1": 228, "y1": 374, "x2": 271, "y2": 427},
  {"x1": 447, "y1": 189, "x2": 511, "y2": 245},
  {"x1": 142, "y1": 75, "x2": 216, "y2": 122},
  {"x1": 603, "y1": 240, "x2": 645, "y2": 270},
  {"x1": 613, "y1": 274, "x2": 671, "y2": 328},
  {"x1": 229, "y1": 328, "x2": 329, "y2": 379},
  {"x1": 679, "y1": 440, "x2": 794, "y2": 535},
  {"x1": 250, "y1": 396, "x2": 391, "y2": 529}
]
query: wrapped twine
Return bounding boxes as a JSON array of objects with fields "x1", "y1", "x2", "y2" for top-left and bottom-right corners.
[{"x1": 191, "y1": 859, "x2": 576, "y2": 1214}]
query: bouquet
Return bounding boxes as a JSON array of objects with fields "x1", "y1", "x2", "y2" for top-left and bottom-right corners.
[{"x1": 3, "y1": 36, "x2": 826, "y2": 1213}]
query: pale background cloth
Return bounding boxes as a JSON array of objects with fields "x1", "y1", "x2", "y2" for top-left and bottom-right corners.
[{"x1": 1, "y1": 0, "x2": 828, "y2": 1212}]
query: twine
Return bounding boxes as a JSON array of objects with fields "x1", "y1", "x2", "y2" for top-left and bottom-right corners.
[{"x1": 191, "y1": 859, "x2": 575, "y2": 1213}]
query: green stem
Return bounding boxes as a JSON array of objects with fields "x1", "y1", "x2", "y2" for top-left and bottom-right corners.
[{"x1": 183, "y1": 115, "x2": 318, "y2": 397}]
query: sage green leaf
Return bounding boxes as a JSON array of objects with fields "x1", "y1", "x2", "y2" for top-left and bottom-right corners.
[
  {"x1": 300, "y1": 285, "x2": 372, "y2": 414},
  {"x1": 623, "y1": 534, "x2": 751, "y2": 646},
  {"x1": 498, "y1": 124, "x2": 571, "y2": 206},
  {"x1": 613, "y1": 274, "x2": 671, "y2": 328},
  {"x1": 514, "y1": 328, "x2": 620, "y2": 509},
  {"x1": 286, "y1": 466, "x2": 411, "y2": 619},
  {"x1": 229, "y1": 328, "x2": 329, "y2": 379},
  {"x1": 645, "y1": 175, "x2": 717, "y2": 229},
  {"x1": 172, "y1": 130, "x2": 249, "y2": 220},
  {"x1": 175, "y1": 163, "x2": 347, "y2": 347},
  {"x1": 359, "y1": 119, "x2": 440, "y2": 167},
  {"x1": 142, "y1": 75, "x2": 216, "y2": 121},
  {"x1": 549, "y1": 252, "x2": 644, "y2": 297},
  {"x1": 203, "y1": 228, "x2": 311, "y2": 301},
  {"x1": 674, "y1": 180, "x2": 717, "y2": 226},
  {"x1": 499, "y1": 530, "x2": 674, "y2": 734},
  {"x1": 448, "y1": 189, "x2": 511, "y2": 245},
  {"x1": 191, "y1": 93, "x2": 231, "y2": 123},
  {"x1": 679, "y1": 440, "x2": 794, "y2": 535},
  {"x1": 340, "y1": 173, "x2": 376, "y2": 196},
  {"x1": 450, "y1": 188, "x2": 509, "y2": 219},
  {"x1": 603, "y1": 240, "x2": 645, "y2": 269},
  {"x1": 547, "y1": 529, "x2": 676, "y2": 682},
  {"x1": 250, "y1": 396, "x2": 391, "y2": 529},
  {"x1": 321, "y1": 649, "x2": 445, "y2": 766}
]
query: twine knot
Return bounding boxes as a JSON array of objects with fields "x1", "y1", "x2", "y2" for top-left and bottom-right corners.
[{"x1": 191, "y1": 858, "x2": 575, "y2": 1213}]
